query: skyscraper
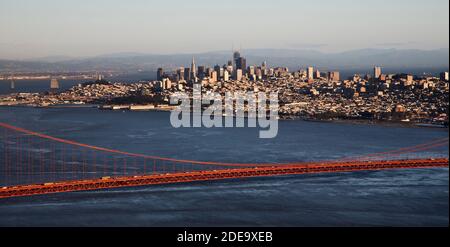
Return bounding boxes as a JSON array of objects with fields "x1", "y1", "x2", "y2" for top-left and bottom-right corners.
[
  {"x1": 440, "y1": 72, "x2": 449, "y2": 81},
  {"x1": 198, "y1": 66, "x2": 206, "y2": 79},
  {"x1": 235, "y1": 69, "x2": 243, "y2": 81},
  {"x1": 236, "y1": 57, "x2": 247, "y2": 74},
  {"x1": 157, "y1": 68, "x2": 164, "y2": 81},
  {"x1": 256, "y1": 68, "x2": 262, "y2": 80},
  {"x1": 307, "y1": 67, "x2": 314, "y2": 80},
  {"x1": 224, "y1": 70, "x2": 230, "y2": 82},
  {"x1": 248, "y1": 66, "x2": 255, "y2": 76},
  {"x1": 211, "y1": 71, "x2": 218, "y2": 83},
  {"x1": 328, "y1": 71, "x2": 340, "y2": 82},
  {"x1": 374, "y1": 66, "x2": 382, "y2": 79},
  {"x1": 233, "y1": 51, "x2": 241, "y2": 66},
  {"x1": 184, "y1": 68, "x2": 191, "y2": 82},
  {"x1": 191, "y1": 57, "x2": 197, "y2": 82},
  {"x1": 214, "y1": 65, "x2": 224, "y2": 79},
  {"x1": 315, "y1": 69, "x2": 321, "y2": 79},
  {"x1": 177, "y1": 67, "x2": 185, "y2": 81},
  {"x1": 232, "y1": 50, "x2": 247, "y2": 74}
]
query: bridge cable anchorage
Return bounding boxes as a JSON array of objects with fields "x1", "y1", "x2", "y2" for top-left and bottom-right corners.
[{"x1": 0, "y1": 121, "x2": 448, "y2": 199}]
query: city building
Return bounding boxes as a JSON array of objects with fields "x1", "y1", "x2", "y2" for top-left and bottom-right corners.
[
  {"x1": 307, "y1": 67, "x2": 314, "y2": 81},
  {"x1": 184, "y1": 68, "x2": 191, "y2": 82},
  {"x1": 236, "y1": 57, "x2": 247, "y2": 74},
  {"x1": 157, "y1": 68, "x2": 164, "y2": 81},
  {"x1": 198, "y1": 66, "x2": 206, "y2": 79},
  {"x1": 328, "y1": 71, "x2": 340, "y2": 82},
  {"x1": 214, "y1": 65, "x2": 222, "y2": 78},
  {"x1": 50, "y1": 78, "x2": 60, "y2": 89},
  {"x1": 235, "y1": 69, "x2": 243, "y2": 81},
  {"x1": 162, "y1": 78, "x2": 172, "y2": 90},
  {"x1": 223, "y1": 70, "x2": 230, "y2": 82},
  {"x1": 406, "y1": 75, "x2": 414, "y2": 84},
  {"x1": 315, "y1": 70, "x2": 321, "y2": 79},
  {"x1": 233, "y1": 51, "x2": 241, "y2": 66},
  {"x1": 248, "y1": 66, "x2": 255, "y2": 76},
  {"x1": 211, "y1": 71, "x2": 218, "y2": 83},
  {"x1": 177, "y1": 67, "x2": 185, "y2": 81},
  {"x1": 374, "y1": 66, "x2": 382, "y2": 79},
  {"x1": 191, "y1": 57, "x2": 197, "y2": 82},
  {"x1": 95, "y1": 73, "x2": 104, "y2": 81},
  {"x1": 440, "y1": 72, "x2": 449, "y2": 81}
]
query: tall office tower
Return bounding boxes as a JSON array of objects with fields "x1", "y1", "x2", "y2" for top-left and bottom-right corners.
[
  {"x1": 191, "y1": 57, "x2": 197, "y2": 81},
  {"x1": 177, "y1": 67, "x2": 185, "y2": 81},
  {"x1": 233, "y1": 51, "x2": 241, "y2": 66},
  {"x1": 198, "y1": 66, "x2": 206, "y2": 79},
  {"x1": 214, "y1": 65, "x2": 224, "y2": 79},
  {"x1": 374, "y1": 66, "x2": 382, "y2": 79},
  {"x1": 315, "y1": 70, "x2": 321, "y2": 79},
  {"x1": 211, "y1": 71, "x2": 218, "y2": 83},
  {"x1": 50, "y1": 78, "x2": 60, "y2": 89},
  {"x1": 232, "y1": 49, "x2": 247, "y2": 74},
  {"x1": 261, "y1": 67, "x2": 268, "y2": 78},
  {"x1": 226, "y1": 65, "x2": 234, "y2": 74},
  {"x1": 440, "y1": 72, "x2": 449, "y2": 81},
  {"x1": 262, "y1": 61, "x2": 267, "y2": 69},
  {"x1": 206, "y1": 67, "x2": 213, "y2": 78},
  {"x1": 223, "y1": 70, "x2": 230, "y2": 82},
  {"x1": 184, "y1": 68, "x2": 191, "y2": 82},
  {"x1": 328, "y1": 71, "x2": 340, "y2": 82},
  {"x1": 256, "y1": 68, "x2": 262, "y2": 80},
  {"x1": 236, "y1": 57, "x2": 247, "y2": 74},
  {"x1": 248, "y1": 66, "x2": 255, "y2": 76},
  {"x1": 214, "y1": 64, "x2": 221, "y2": 73},
  {"x1": 235, "y1": 69, "x2": 243, "y2": 81},
  {"x1": 157, "y1": 68, "x2": 164, "y2": 81},
  {"x1": 10, "y1": 77, "x2": 15, "y2": 90},
  {"x1": 307, "y1": 67, "x2": 314, "y2": 80}
]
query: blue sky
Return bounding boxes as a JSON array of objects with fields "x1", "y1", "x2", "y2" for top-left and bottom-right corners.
[{"x1": 0, "y1": 0, "x2": 448, "y2": 59}]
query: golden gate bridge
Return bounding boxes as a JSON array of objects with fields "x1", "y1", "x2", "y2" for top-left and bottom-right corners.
[{"x1": 0, "y1": 122, "x2": 448, "y2": 199}]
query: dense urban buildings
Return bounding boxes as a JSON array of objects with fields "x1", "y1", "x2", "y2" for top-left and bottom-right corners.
[{"x1": 0, "y1": 50, "x2": 449, "y2": 126}]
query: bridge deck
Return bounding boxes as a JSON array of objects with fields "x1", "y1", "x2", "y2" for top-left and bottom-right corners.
[{"x1": 1, "y1": 158, "x2": 448, "y2": 199}]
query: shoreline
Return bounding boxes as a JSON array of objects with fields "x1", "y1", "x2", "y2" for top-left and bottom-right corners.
[
  {"x1": 307, "y1": 118, "x2": 448, "y2": 129},
  {"x1": 0, "y1": 104, "x2": 448, "y2": 130}
]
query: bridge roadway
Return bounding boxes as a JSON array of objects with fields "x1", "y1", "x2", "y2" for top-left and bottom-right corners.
[{"x1": 0, "y1": 158, "x2": 448, "y2": 199}]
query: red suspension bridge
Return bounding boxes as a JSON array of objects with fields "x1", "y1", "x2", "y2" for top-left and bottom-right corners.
[{"x1": 0, "y1": 122, "x2": 448, "y2": 199}]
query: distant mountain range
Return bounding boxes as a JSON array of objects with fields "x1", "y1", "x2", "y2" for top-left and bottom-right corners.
[{"x1": 1, "y1": 48, "x2": 448, "y2": 75}]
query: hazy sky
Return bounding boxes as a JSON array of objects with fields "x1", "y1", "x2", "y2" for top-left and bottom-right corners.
[{"x1": 0, "y1": 0, "x2": 448, "y2": 59}]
